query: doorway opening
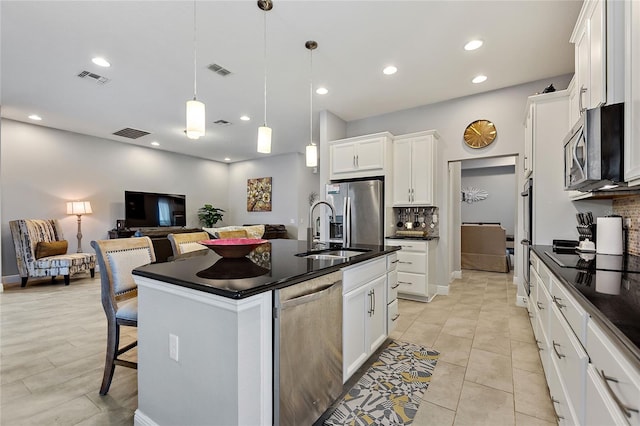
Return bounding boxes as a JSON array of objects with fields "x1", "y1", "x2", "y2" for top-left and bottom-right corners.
[{"x1": 449, "y1": 155, "x2": 518, "y2": 278}]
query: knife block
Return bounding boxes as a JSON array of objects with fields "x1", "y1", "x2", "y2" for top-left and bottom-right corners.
[{"x1": 576, "y1": 223, "x2": 596, "y2": 243}]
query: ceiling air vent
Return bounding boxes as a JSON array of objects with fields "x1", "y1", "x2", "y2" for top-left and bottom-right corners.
[
  {"x1": 112, "y1": 128, "x2": 151, "y2": 139},
  {"x1": 208, "y1": 63, "x2": 231, "y2": 77},
  {"x1": 77, "y1": 70, "x2": 110, "y2": 84},
  {"x1": 213, "y1": 119, "x2": 231, "y2": 126}
]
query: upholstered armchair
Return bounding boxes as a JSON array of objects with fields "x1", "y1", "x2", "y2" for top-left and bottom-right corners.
[{"x1": 9, "y1": 219, "x2": 96, "y2": 287}]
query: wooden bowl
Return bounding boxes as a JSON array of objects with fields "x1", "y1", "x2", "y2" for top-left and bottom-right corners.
[{"x1": 199, "y1": 238, "x2": 268, "y2": 258}]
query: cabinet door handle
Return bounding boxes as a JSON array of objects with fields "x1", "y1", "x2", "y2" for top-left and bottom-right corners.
[
  {"x1": 536, "y1": 301, "x2": 544, "y2": 310},
  {"x1": 579, "y1": 85, "x2": 587, "y2": 113},
  {"x1": 552, "y1": 295, "x2": 566, "y2": 309},
  {"x1": 398, "y1": 261, "x2": 413, "y2": 265},
  {"x1": 552, "y1": 340, "x2": 565, "y2": 359},
  {"x1": 391, "y1": 283, "x2": 400, "y2": 289},
  {"x1": 356, "y1": 155, "x2": 359, "y2": 167},
  {"x1": 408, "y1": 188, "x2": 411, "y2": 202},
  {"x1": 367, "y1": 290, "x2": 373, "y2": 315},
  {"x1": 353, "y1": 155, "x2": 357, "y2": 167},
  {"x1": 391, "y1": 313, "x2": 400, "y2": 322},
  {"x1": 398, "y1": 281, "x2": 412, "y2": 285},
  {"x1": 600, "y1": 369, "x2": 640, "y2": 418},
  {"x1": 391, "y1": 259, "x2": 399, "y2": 264}
]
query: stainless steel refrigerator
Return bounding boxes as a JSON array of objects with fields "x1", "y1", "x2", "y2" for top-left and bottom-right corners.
[{"x1": 326, "y1": 179, "x2": 384, "y2": 246}]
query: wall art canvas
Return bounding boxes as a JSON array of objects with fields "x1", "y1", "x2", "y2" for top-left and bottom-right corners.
[{"x1": 247, "y1": 177, "x2": 272, "y2": 212}]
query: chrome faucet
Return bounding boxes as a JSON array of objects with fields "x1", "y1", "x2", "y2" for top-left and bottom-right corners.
[{"x1": 308, "y1": 201, "x2": 335, "y2": 250}]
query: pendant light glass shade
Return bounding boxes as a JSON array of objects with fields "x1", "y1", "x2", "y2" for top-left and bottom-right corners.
[
  {"x1": 257, "y1": 126, "x2": 272, "y2": 153},
  {"x1": 305, "y1": 143, "x2": 317, "y2": 167},
  {"x1": 186, "y1": 1, "x2": 204, "y2": 140},
  {"x1": 257, "y1": 1, "x2": 272, "y2": 154},
  {"x1": 186, "y1": 99, "x2": 205, "y2": 140}
]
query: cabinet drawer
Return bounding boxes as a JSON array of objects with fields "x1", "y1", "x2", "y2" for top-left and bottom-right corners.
[
  {"x1": 550, "y1": 304, "x2": 588, "y2": 424},
  {"x1": 530, "y1": 251, "x2": 540, "y2": 273},
  {"x1": 585, "y1": 364, "x2": 631, "y2": 426},
  {"x1": 387, "y1": 269, "x2": 398, "y2": 302},
  {"x1": 387, "y1": 298, "x2": 399, "y2": 335},
  {"x1": 396, "y1": 251, "x2": 426, "y2": 274},
  {"x1": 386, "y1": 239, "x2": 426, "y2": 252},
  {"x1": 586, "y1": 320, "x2": 640, "y2": 424},
  {"x1": 342, "y1": 257, "x2": 386, "y2": 294},
  {"x1": 387, "y1": 252, "x2": 398, "y2": 271},
  {"x1": 396, "y1": 272, "x2": 426, "y2": 296},
  {"x1": 537, "y1": 260, "x2": 552, "y2": 292},
  {"x1": 536, "y1": 282, "x2": 552, "y2": 348},
  {"x1": 550, "y1": 277, "x2": 588, "y2": 344},
  {"x1": 547, "y1": 356, "x2": 580, "y2": 426}
]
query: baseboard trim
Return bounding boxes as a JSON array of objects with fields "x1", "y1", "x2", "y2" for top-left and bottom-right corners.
[
  {"x1": 134, "y1": 410, "x2": 158, "y2": 426},
  {"x1": 450, "y1": 270, "x2": 462, "y2": 282},
  {"x1": 437, "y1": 285, "x2": 449, "y2": 296}
]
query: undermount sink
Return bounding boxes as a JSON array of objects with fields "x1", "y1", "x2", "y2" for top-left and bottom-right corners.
[{"x1": 295, "y1": 248, "x2": 372, "y2": 260}]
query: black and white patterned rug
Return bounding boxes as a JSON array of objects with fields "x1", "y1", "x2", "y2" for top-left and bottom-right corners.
[{"x1": 325, "y1": 341, "x2": 439, "y2": 425}]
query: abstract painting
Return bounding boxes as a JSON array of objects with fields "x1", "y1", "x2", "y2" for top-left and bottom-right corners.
[{"x1": 247, "y1": 177, "x2": 272, "y2": 212}]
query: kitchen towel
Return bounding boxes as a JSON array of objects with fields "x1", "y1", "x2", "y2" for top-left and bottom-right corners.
[{"x1": 596, "y1": 216, "x2": 624, "y2": 255}]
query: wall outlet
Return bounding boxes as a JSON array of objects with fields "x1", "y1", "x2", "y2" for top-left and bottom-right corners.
[{"x1": 169, "y1": 333, "x2": 179, "y2": 361}]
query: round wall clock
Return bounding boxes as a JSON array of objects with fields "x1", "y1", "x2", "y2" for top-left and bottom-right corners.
[{"x1": 463, "y1": 119, "x2": 497, "y2": 149}]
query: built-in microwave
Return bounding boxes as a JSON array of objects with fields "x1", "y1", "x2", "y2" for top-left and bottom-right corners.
[{"x1": 564, "y1": 102, "x2": 624, "y2": 192}]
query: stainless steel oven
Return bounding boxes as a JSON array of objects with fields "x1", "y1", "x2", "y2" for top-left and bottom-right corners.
[{"x1": 521, "y1": 178, "x2": 533, "y2": 295}]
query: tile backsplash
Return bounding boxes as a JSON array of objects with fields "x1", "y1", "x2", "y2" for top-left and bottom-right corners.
[{"x1": 612, "y1": 195, "x2": 640, "y2": 255}]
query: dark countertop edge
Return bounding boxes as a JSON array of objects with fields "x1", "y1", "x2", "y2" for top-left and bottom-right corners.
[
  {"x1": 386, "y1": 236, "x2": 440, "y2": 240},
  {"x1": 133, "y1": 246, "x2": 400, "y2": 300},
  {"x1": 532, "y1": 246, "x2": 640, "y2": 371}
]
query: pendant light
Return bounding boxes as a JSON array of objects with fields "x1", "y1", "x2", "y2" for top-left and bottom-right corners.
[
  {"x1": 257, "y1": 0, "x2": 273, "y2": 153},
  {"x1": 305, "y1": 40, "x2": 318, "y2": 167},
  {"x1": 186, "y1": 0, "x2": 205, "y2": 140}
]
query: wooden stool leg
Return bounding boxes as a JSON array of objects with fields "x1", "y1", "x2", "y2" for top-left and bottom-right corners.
[
  {"x1": 64, "y1": 275, "x2": 70, "y2": 285},
  {"x1": 100, "y1": 321, "x2": 119, "y2": 395},
  {"x1": 21, "y1": 277, "x2": 28, "y2": 287}
]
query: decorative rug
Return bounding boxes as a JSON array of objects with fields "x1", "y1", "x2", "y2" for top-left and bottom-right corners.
[{"x1": 324, "y1": 341, "x2": 439, "y2": 426}]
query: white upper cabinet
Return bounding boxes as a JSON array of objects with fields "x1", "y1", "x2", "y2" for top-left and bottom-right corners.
[
  {"x1": 625, "y1": 0, "x2": 640, "y2": 186},
  {"x1": 569, "y1": 0, "x2": 624, "y2": 126},
  {"x1": 392, "y1": 131, "x2": 440, "y2": 206},
  {"x1": 329, "y1": 132, "x2": 392, "y2": 180}
]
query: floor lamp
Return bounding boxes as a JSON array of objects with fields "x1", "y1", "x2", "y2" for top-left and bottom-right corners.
[{"x1": 67, "y1": 201, "x2": 92, "y2": 253}]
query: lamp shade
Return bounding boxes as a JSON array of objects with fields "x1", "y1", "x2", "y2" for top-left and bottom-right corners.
[
  {"x1": 186, "y1": 99, "x2": 205, "y2": 140},
  {"x1": 257, "y1": 126, "x2": 272, "y2": 153},
  {"x1": 67, "y1": 201, "x2": 92, "y2": 215},
  {"x1": 306, "y1": 143, "x2": 318, "y2": 167}
]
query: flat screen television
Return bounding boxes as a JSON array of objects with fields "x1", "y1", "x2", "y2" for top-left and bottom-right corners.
[{"x1": 125, "y1": 191, "x2": 186, "y2": 228}]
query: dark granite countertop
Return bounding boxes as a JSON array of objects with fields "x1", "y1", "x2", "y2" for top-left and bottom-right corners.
[
  {"x1": 532, "y1": 245, "x2": 640, "y2": 370},
  {"x1": 132, "y1": 239, "x2": 399, "y2": 300},
  {"x1": 385, "y1": 236, "x2": 440, "y2": 240}
]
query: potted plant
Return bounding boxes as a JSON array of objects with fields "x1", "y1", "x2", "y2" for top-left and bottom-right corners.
[{"x1": 198, "y1": 204, "x2": 225, "y2": 228}]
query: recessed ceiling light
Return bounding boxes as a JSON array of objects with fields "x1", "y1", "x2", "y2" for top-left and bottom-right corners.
[
  {"x1": 150, "y1": 141, "x2": 160, "y2": 146},
  {"x1": 464, "y1": 40, "x2": 483, "y2": 51},
  {"x1": 92, "y1": 57, "x2": 111, "y2": 67},
  {"x1": 383, "y1": 66, "x2": 397, "y2": 75},
  {"x1": 472, "y1": 75, "x2": 487, "y2": 84},
  {"x1": 316, "y1": 87, "x2": 328, "y2": 95},
  {"x1": 224, "y1": 157, "x2": 231, "y2": 161},
  {"x1": 240, "y1": 115, "x2": 250, "y2": 121},
  {"x1": 28, "y1": 114, "x2": 42, "y2": 121}
]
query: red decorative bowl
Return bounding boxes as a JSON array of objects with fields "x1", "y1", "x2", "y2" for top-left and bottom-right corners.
[{"x1": 199, "y1": 238, "x2": 268, "y2": 258}]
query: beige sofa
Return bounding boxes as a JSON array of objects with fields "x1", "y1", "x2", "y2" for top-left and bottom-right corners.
[{"x1": 461, "y1": 224, "x2": 509, "y2": 273}]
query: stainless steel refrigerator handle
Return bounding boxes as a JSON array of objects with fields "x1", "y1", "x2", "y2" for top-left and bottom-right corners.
[{"x1": 344, "y1": 196, "x2": 351, "y2": 247}]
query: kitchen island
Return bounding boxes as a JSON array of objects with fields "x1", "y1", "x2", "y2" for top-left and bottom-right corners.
[{"x1": 131, "y1": 239, "x2": 399, "y2": 426}]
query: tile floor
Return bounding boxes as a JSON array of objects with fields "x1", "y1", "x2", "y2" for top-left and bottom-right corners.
[{"x1": 0, "y1": 269, "x2": 556, "y2": 425}]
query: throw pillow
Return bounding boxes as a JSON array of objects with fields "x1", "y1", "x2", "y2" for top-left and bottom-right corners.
[
  {"x1": 35, "y1": 240, "x2": 68, "y2": 259},
  {"x1": 217, "y1": 230, "x2": 248, "y2": 239}
]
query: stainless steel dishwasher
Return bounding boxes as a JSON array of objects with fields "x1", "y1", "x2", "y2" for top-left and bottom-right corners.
[{"x1": 273, "y1": 271, "x2": 342, "y2": 426}]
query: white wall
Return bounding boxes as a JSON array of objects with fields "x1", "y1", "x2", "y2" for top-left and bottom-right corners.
[
  {"x1": 226, "y1": 153, "x2": 319, "y2": 239},
  {"x1": 1, "y1": 119, "x2": 229, "y2": 278},
  {"x1": 325, "y1": 75, "x2": 574, "y2": 291},
  {"x1": 461, "y1": 165, "x2": 516, "y2": 235}
]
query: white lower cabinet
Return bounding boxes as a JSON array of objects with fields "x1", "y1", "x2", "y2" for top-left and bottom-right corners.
[
  {"x1": 342, "y1": 256, "x2": 388, "y2": 383},
  {"x1": 387, "y1": 252, "x2": 399, "y2": 334},
  {"x1": 529, "y1": 252, "x2": 640, "y2": 426},
  {"x1": 386, "y1": 239, "x2": 436, "y2": 302}
]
